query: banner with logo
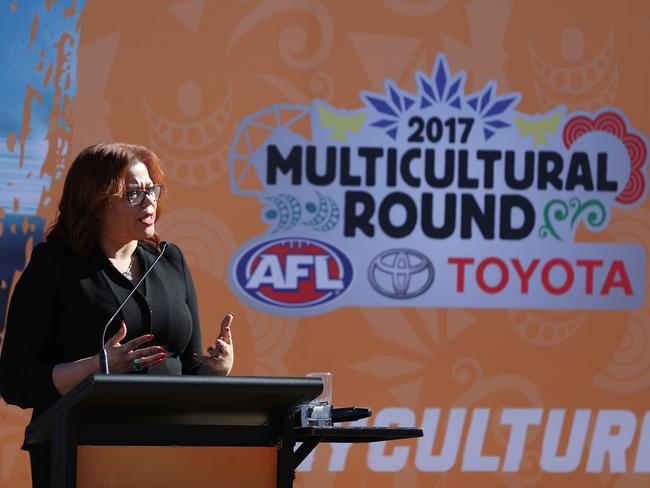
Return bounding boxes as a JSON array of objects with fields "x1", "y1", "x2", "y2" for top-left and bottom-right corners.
[
  {"x1": 2, "y1": 1, "x2": 650, "y2": 486},
  {"x1": 229, "y1": 56, "x2": 646, "y2": 314}
]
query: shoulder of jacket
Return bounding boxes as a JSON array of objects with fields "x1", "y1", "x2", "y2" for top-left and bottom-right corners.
[
  {"x1": 139, "y1": 241, "x2": 185, "y2": 267},
  {"x1": 21, "y1": 239, "x2": 72, "y2": 284},
  {"x1": 163, "y1": 242, "x2": 185, "y2": 265},
  {"x1": 30, "y1": 239, "x2": 70, "y2": 264}
]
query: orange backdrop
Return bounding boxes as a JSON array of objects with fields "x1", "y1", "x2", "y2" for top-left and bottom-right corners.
[{"x1": 2, "y1": 1, "x2": 650, "y2": 486}]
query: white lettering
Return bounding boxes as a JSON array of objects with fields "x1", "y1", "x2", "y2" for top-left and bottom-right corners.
[
  {"x1": 368, "y1": 408, "x2": 415, "y2": 472},
  {"x1": 415, "y1": 408, "x2": 466, "y2": 472},
  {"x1": 284, "y1": 255, "x2": 313, "y2": 288},
  {"x1": 634, "y1": 412, "x2": 650, "y2": 472},
  {"x1": 295, "y1": 442, "x2": 316, "y2": 472},
  {"x1": 462, "y1": 408, "x2": 500, "y2": 472},
  {"x1": 501, "y1": 408, "x2": 543, "y2": 471},
  {"x1": 586, "y1": 410, "x2": 636, "y2": 472},
  {"x1": 245, "y1": 255, "x2": 285, "y2": 288},
  {"x1": 540, "y1": 409, "x2": 590, "y2": 473},
  {"x1": 301, "y1": 407, "x2": 650, "y2": 474},
  {"x1": 246, "y1": 254, "x2": 343, "y2": 290},
  {"x1": 314, "y1": 255, "x2": 343, "y2": 290}
]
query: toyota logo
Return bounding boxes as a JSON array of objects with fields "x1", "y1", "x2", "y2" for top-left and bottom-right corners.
[{"x1": 368, "y1": 249, "x2": 434, "y2": 299}]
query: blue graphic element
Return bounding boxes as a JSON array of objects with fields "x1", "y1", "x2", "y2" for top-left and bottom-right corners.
[
  {"x1": 417, "y1": 56, "x2": 466, "y2": 109},
  {"x1": 0, "y1": 215, "x2": 45, "y2": 332},
  {"x1": 0, "y1": 1, "x2": 87, "y2": 331},
  {"x1": 362, "y1": 81, "x2": 416, "y2": 140},
  {"x1": 466, "y1": 82, "x2": 520, "y2": 140},
  {"x1": 0, "y1": 1, "x2": 85, "y2": 146},
  {"x1": 302, "y1": 192, "x2": 340, "y2": 232},
  {"x1": 262, "y1": 192, "x2": 340, "y2": 233},
  {"x1": 264, "y1": 194, "x2": 302, "y2": 233},
  {"x1": 361, "y1": 54, "x2": 519, "y2": 141}
]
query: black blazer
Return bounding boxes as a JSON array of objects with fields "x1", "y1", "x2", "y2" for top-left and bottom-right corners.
[{"x1": 0, "y1": 239, "x2": 203, "y2": 420}]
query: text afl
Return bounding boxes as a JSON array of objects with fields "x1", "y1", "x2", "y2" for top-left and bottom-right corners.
[{"x1": 233, "y1": 237, "x2": 353, "y2": 308}]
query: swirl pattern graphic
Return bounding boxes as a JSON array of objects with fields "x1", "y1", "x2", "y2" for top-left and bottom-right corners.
[
  {"x1": 155, "y1": 208, "x2": 236, "y2": 281},
  {"x1": 562, "y1": 115, "x2": 593, "y2": 146},
  {"x1": 563, "y1": 111, "x2": 648, "y2": 206},
  {"x1": 593, "y1": 210, "x2": 650, "y2": 393},
  {"x1": 452, "y1": 358, "x2": 545, "y2": 486},
  {"x1": 246, "y1": 309, "x2": 299, "y2": 376},
  {"x1": 227, "y1": 0, "x2": 333, "y2": 71}
]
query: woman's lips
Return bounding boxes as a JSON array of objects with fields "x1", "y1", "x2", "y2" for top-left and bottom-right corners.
[{"x1": 139, "y1": 214, "x2": 155, "y2": 225}]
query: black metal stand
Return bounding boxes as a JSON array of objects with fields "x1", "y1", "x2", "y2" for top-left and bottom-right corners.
[{"x1": 24, "y1": 374, "x2": 422, "y2": 487}]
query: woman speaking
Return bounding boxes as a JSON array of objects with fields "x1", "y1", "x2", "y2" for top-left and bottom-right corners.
[{"x1": 0, "y1": 142, "x2": 234, "y2": 486}]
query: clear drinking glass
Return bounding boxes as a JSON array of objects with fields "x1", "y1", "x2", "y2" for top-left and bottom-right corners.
[{"x1": 306, "y1": 372, "x2": 333, "y2": 426}]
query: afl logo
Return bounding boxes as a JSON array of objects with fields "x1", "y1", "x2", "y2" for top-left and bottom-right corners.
[{"x1": 235, "y1": 237, "x2": 353, "y2": 308}]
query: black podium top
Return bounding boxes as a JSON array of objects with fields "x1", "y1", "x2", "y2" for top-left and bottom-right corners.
[{"x1": 26, "y1": 374, "x2": 322, "y2": 446}]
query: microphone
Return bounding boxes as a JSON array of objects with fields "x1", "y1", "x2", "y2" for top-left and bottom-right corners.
[{"x1": 98, "y1": 241, "x2": 168, "y2": 374}]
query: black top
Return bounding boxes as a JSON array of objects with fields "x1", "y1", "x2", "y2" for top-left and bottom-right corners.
[{"x1": 0, "y1": 239, "x2": 203, "y2": 421}]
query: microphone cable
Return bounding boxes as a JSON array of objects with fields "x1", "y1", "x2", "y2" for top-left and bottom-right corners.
[{"x1": 98, "y1": 242, "x2": 168, "y2": 374}]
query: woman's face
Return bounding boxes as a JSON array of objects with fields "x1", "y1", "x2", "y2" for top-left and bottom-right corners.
[{"x1": 101, "y1": 162, "x2": 158, "y2": 244}]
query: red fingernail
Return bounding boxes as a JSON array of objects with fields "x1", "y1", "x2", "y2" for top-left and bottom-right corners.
[
  {"x1": 156, "y1": 358, "x2": 165, "y2": 364},
  {"x1": 157, "y1": 346, "x2": 164, "y2": 352},
  {"x1": 161, "y1": 353, "x2": 168, "y2": 358},
  {"x1": 148, "y1": 334, "x2": 155, "y2": 339}
]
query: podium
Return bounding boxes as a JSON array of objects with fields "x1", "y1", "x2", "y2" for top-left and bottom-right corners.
[{"x1": 24, "y1": 375, "x2": 422, "y2": 487}]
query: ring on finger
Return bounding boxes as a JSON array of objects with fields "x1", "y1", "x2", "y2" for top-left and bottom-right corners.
[{"x1": 132, "y1": 358, "x2": 143, "y2": 372}]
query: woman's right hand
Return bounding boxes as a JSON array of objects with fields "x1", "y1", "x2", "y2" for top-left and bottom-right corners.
[
  {"x1": 104, "y1": 320, "x2": 167, "y2": 373},
  {"x1": 52, "y1": 320, "x2": 167, "y2": 395}
]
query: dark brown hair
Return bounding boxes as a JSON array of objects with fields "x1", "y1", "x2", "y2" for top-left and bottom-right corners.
[{"x1": 46, "y1": 142, "x2": 166, "y2": 256}]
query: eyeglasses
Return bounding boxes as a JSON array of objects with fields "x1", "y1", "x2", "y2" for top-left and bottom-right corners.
[{"x1": 124, "y1": 185, "x2": 162, "y2": 206}]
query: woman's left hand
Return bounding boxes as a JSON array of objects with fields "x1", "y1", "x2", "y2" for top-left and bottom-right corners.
[{"x1": 193, "y1": 313, "x2": 234, "y2": 375}]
